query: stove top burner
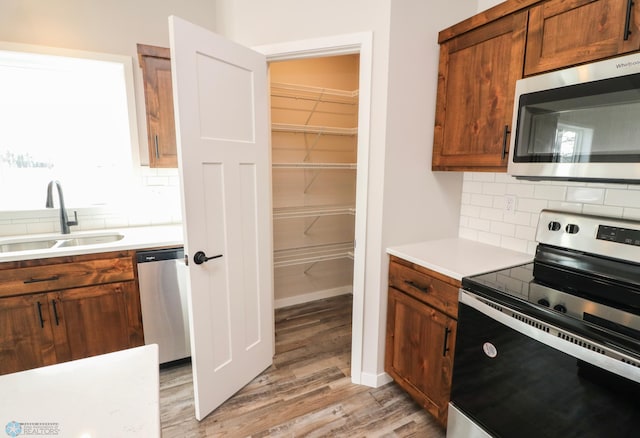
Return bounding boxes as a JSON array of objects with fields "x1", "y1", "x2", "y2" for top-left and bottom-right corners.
[{"x1": 463, "y1": 263, "x2": 640, "y2": 360}]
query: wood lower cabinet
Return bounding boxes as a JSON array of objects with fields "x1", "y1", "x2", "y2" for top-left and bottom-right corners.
[
  {"x1": 525, "y1": 0, "x2": 640, "y2": 76},
  {"x1": 0, "y1": 293, "x2": 57, "y2": 374},
  {"x1": 432, "y1": 12, "x2": 527, "y2": 172},
  {"x1": 137, "y1": 44, "x2": 178, "y2": 168},
  {"x1": 385, "y1": 256, "x2": 460, "y2": 427},
  {"x1": 0, "y1": 251, "x2": 143, "y2": 375}
]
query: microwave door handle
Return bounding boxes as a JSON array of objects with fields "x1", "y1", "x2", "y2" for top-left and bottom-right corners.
[{"x1": 502, "y1": 125, "x2": 511, "y2": 160}]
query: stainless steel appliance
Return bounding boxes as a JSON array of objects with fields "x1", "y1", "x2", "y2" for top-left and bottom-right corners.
[
  {"x1": 508, "y1": 52, "x2": 640, "y2": 182},
  {"x1": 447, "y1": 210, "x2": 640, "y2": 438},
  {"x1": 136, "y1": 247, "x2": 191, "y2": 365}
]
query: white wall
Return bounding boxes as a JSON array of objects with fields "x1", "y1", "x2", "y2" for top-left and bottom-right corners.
[{"x1": 0, "y1": 0, "x2": 216, "y2": 235}]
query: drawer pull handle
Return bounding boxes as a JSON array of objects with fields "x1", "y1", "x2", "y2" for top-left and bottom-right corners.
[
  {"x1": 36, "y1": 301, "x2": 45, "y2": 328},
  {"x1": 24, "y1": 275, "x2": 60, "y2": 284},
  {"x1": 443, "y1": 327, "x2": 451, "y2": 357},
  {"x1": 404, "y1": 280, "x2": 429, "y2": 293},
  {"x1": 52, "y1": 299, "x2": 60, "y2": 326}
]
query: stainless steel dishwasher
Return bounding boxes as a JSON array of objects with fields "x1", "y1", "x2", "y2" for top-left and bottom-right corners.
[{"x1": 136, "y1": 247, "x2": 190, "y2": 365}]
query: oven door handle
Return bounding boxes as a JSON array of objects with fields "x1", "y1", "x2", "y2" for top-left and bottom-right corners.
[{"x1": 460, "y1": 290, "x2": 640, "y2": 384}]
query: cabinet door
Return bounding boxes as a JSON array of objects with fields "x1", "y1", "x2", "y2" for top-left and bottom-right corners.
[
  {"x1": 385, "y1": 287, "x2": 457, "y2": 426},
  {"x1": 525, "y1": 0, "x2": 640, "y2": 76},
  {"x1": 51, "y1": 282, "x2": 144, "y2": 362},
  {"x1": 0, "y1": 294, "x2": 57, "y2": 375},
  {"x1": 138, "y1": 44, "x2": 178, "y2": 168},
  {"x1": 432, "y1": 12, "x2": 527, "y2": 172}
]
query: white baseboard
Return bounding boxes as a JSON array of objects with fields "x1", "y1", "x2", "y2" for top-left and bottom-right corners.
[
  {"x1": 356, "y1": 370, "x2": 392, "y2": 388},
  {"x1": 274, "y1": 286, "x2": 352, "y2": 309}
]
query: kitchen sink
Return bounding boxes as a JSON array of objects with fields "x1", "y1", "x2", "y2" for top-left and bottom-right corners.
[
  {"x1": 0, "y1": 239, "x2": 59, "y2": 253},
  {"x1": 0, "y1": 232, "x2": 125, "y2": 253},
  {"x1": 55, "y1": 233, "x2": 124, "y2": 248}
]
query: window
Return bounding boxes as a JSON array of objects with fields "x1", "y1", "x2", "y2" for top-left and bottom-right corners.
[{"x1": 0, "y1": 44, "x2": 138, "y2": 210}]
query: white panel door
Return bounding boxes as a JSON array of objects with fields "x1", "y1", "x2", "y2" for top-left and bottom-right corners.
[{"x1": 169, "y1": 16, "x2": 274, "y2": 421}]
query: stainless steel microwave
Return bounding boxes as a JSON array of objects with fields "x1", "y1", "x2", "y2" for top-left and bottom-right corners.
[{"x1": 508, "y1": 52, "x2": 640, "y2": 183}]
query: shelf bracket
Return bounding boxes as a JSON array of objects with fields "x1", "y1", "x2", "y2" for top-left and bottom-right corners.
[
  {"x1": 304, "y1": 170, "x2": 322, "y2": 193},
  {"x1": 303, "y1": 261, "x2": 318, "y2": 275},
  {"x1": 304, "y1": 216, "x2": 321, "y2": 235}
]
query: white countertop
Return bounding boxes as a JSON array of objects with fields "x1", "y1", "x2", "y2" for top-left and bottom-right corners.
[
  {"x1": 0, "y1": 345, "x2": 160, "y2": 437},
  {"x1": 387, "y1": 238, "x2": 533, "y2": 280},
  {"x1": 0, "y1": 224, "x2": 183, "y2": 263}
]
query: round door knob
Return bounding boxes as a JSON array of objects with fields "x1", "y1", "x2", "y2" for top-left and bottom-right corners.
[{"x1": 193, "y1": 251, "x2": 223, "y2": 265}]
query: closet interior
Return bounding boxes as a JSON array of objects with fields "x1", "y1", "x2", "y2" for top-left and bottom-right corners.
[{"x1": 270, "y1": 55, "x2": 360, "y2": 308}]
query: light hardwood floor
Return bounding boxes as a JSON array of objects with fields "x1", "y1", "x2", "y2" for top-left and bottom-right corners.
[{"x1": 159, "y1": 294, "x2": 446, "y2": 437}]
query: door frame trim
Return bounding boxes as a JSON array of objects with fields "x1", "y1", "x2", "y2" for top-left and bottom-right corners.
[{"x1": 254, "y1": 31, "x2": 372, "y2": 385}]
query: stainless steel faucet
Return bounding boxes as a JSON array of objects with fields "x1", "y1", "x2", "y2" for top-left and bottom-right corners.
[{"x1": 46, "y1": 180, "x2": 78, "y2": 234}]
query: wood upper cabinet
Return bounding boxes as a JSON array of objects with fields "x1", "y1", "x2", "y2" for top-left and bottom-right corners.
[
  {"x1": 385, "y1": 256, "x2": 460, "y2": 427},
  {"x1": 0, "y1": 251, "x2": 144, "y2": 375},
  {"x1": 525, "y1": 0, "x2": 640, "y2": 76},
  {"x1": 432, "y1": 12, "x2": 527, "y2": 172},
  {"x1": 137, "y1": 44, "x2": 178, "y2": 168}
]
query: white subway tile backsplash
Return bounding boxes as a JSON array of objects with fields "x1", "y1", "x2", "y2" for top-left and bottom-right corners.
[
  {"x1": 516, "y1": 198, "x2": 549, "y2": 213},
  {"x1": 470, "y1": 193, "x2": 494, "y2": 208},
  {"x1": 480, "y1": 207, "x2": 504, "y2": 222},
  {"x1": 534, "y1": 184, "x2": 567, "y2": 201},
  {"x1": 459, "y1": 227, "x2": 478, "y2": 241},
  {"x1": 566, "y1": 187, "x2": 605, "y2": 204},
  {"x1": 490, "y1": 221, "x2": 515, "y2": 237},
  {"x1": 503, "y1": 211, "x2": 532, "y2": 226},
  {"x1": 0, "y1": 168, "x2": 182, "y2": 238},
  {"x1": 582, "y1": 204, "x2": 624, "y2": 217},
  {"x1": 506, "y1": 183, "x2": 536, "y2": 197},
  {"x1": 477, "y1": 231, "x2": 501, "y2": 246},
  {"x1": 623, "y1": 207, "x2": 640, "y2": 220},
  {"x1": 482, "y1": 182, "x2": 507, "y2": 196},
  {"x1": 461, "y1": 204, "x2": 481, "y2": 218},
  {"x1": 546, "y1": 201, "x2": 582, "y2": 213},
  {"x1": 463, "y1": 180, "x2": 483, "y2": 194},
  {"x1": 515, "y1": 224, "x2": 536, "y2": 241},
  {"x1": 501, "y1": 236, "x2": 529, "y2": 253},
  {"x1": 605, "y1": 188, "x2": 640, "y2": 207},
  {"x1": 470, "y1": 172, "x2": 496, "y2": 182},
  {"x1": 468, "y1": 217, "x2": 492, "y2": 232},
  {"x1": 459, "y1": 172, "x2": 640, "y2": 255}
]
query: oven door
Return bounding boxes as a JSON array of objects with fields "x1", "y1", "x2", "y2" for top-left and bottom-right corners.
[{"x1": 448, "y1": 291, "x2": 640, "y2": 438}]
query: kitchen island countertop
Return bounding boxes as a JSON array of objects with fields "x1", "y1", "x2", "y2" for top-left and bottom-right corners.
[{"x1": 387, "y1": 238, "x2": 533, "y2": 280}]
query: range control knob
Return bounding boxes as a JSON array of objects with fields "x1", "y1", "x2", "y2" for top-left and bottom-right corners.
[
  {"x1": 548, "y1": 221, "x2": 562, "y2": 231},
  {"x1": 554, "y1": 304, "x2": 567, "y2": 313},
  {"x1": 565, "y1": 224, "x2": 580, "y2": 234},
  {"x1": 537, "y1": 298, "x2": 550, "y2": 307}
]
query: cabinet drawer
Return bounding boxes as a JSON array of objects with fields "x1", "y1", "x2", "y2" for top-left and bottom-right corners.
[
  {"x1": 389, "y1": 260, "x2": 458, "y2": 318},
  {"x1": 0, "y1": 257, "x2": 135, "y2": 298}
]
